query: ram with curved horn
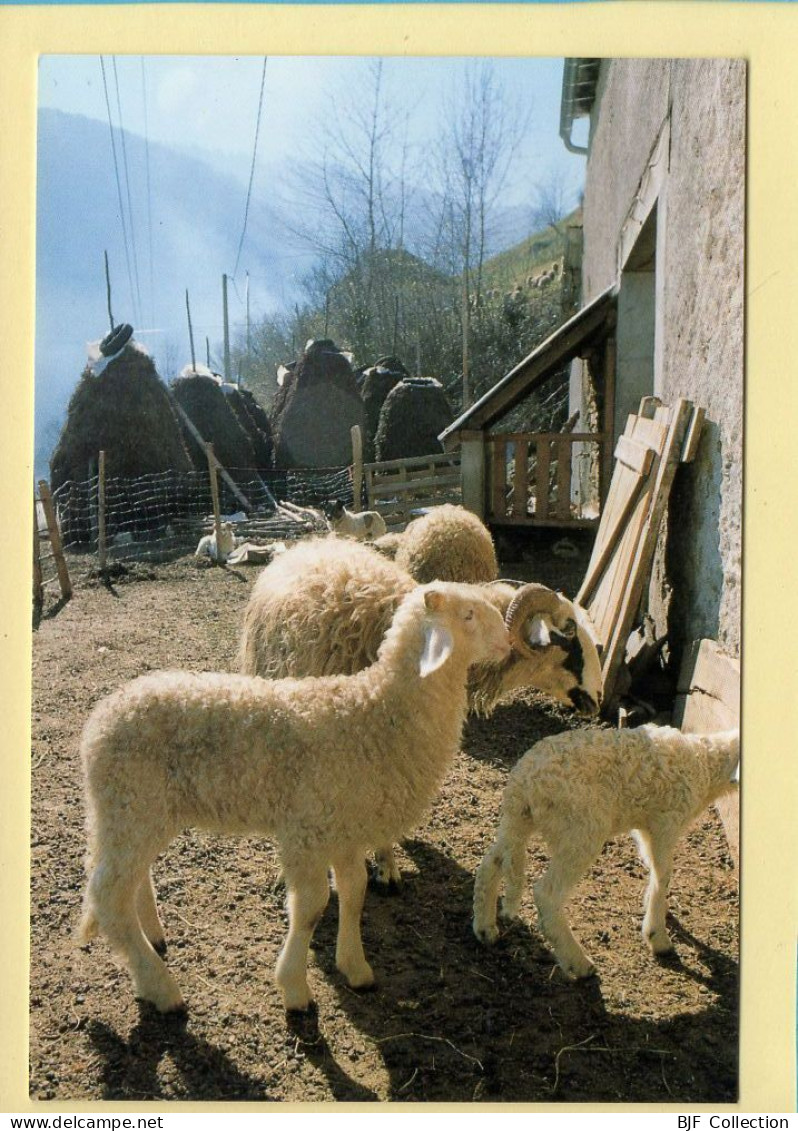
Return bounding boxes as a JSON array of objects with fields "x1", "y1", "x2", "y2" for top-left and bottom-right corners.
[{"x1": 238, "y1": 536, "x2": 603, "y2": 887}]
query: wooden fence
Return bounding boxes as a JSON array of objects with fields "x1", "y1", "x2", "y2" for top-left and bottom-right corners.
[
  {"x1": 485, "y1": 431, "x2": 607, "y2": 528},
  {"x1": 364, "y1": 452, "x2": 462, "y2": 531}
]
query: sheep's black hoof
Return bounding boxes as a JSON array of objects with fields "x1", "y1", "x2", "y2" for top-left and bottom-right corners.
[
  {"x1": 370, "y1": 875, "x2": 402, "y2": 896},
  {"x1": 285, "y1": 1001, "x2": 319, "y2": 1039},
  {"x1": 152, "y1": 938, "x2": 168, "y2": 956}
]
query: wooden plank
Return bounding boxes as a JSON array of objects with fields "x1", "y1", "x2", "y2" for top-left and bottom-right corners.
[
  {"x1": 599, "y1": 399, "x2": 696, "y2": 704},
  {"x1": 350, "y1": 425, "x2": 363, "y2": 507},
  {"x1": 33, "y1": 496, "x2": 44, "y2": 606},
  {"x1": 680, "y1": 404, "x2": 706, "y2": 464},
  {"x1": 600, "y1": 336, "x2": 616, "y2": 507},
  {"x1": 614, "y1": 434, "x2": 655, "y2": 476},
  {"x1": 513, "y1": 439, "x2": 529, "y2": 518},
  {"x1": 555, "y1": 438, "x2": 572, "y2": 519},
  {"x1": 577, "y1": 467, "x2": 651, "y2": 606},
  {"x1": 38, "y1": 480, "x2": 72, "y2": 600},
  {"x1": 535, "y1": 439, "x2": 550, "y2": 519},
  {"x1": 369, "y1": 474, "x2": 461, "y2": 495},
  {"x1": 490, "y1": 440, "x2": 507, "y2": 519}
]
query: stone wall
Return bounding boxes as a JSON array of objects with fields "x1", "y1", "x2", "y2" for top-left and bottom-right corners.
[{"x1": 581, "y1": 58, "x2": 745, "y2": 661}]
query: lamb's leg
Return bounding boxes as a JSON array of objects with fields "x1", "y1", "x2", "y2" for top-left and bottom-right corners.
[
  {"x1": 533, "y1": 842, "x2": 602, "y2": 980},
  {"x1": 373, "y1": 843, "x2": 402, "y2": 891},
  {"x1": 473, "y1": 810, "x2": 532, "y2": 943},
  {"x1": 275, "y1": 857, "x2": 330, "y2": 1012},
  {"x1": 136, "y1": 868, "x2": 166, "y2": 954},
  {"x1": 472, "y1": 838, "x2": 505, "y2": 944},
  {"x1": 331, "y1": 853, "x2": 375, "y2": 989},
  {"x1": 87, "y1": 858, "x2": 184, "y2": 1012},
  {"x1": 634, "y1": 827, "x2": 677, "y2": 955}
]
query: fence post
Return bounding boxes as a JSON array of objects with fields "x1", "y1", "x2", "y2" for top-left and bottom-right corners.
[
  {"x1": 37, "y1": 480, "x2": 72, "y2": 600},
  {"x1": 205, "y1": 443, "x2": 223, "y2": 554},
  {"x1": 97, "y1": 450, "x2": 107, "y2": 572},
  {"x1": 350, "y1": 425, "x2": 363, "y2": 508},
  {"x1": 33, "y1": 496, "x2": 44, "y2": 608}
]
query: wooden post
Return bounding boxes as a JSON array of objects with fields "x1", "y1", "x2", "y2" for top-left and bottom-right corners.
[
  {"x1": 97, "y1": 450, "x2": 107, "y2": 572},
  {"x1": 37, "y1": 480, "x2": 72, "y2": 600},
  {"x1": 600, "y1": 336, "x2": 617, "y2": 507},
  {"x1": 205, "y1": 443, "x2": 223, "y2": 552},
  {"x1": 104, "y1": 250, "x2": 114, "y2": 332},
  {"x1": 459, "y1": 432, "x2": 486, "y2": 519},
  {"x1": 32, "y1": 496, "x2": 44, "y2": 608},
  {"x1": 206, "y1": 336, "x2": 211, "y2": 369},
  {"x1": 350, "y1": 425, "x2": 363, "y2": 508},
  {"x1": 186, "y1": 290, "x2": 197, "y2": 372},
  {"x1": 223, "y1": 273, "x2": 231, "y2": 382}
]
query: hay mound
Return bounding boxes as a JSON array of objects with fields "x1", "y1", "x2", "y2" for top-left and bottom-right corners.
[
  {"x1": 172, "y1": 371, "x2": 261, "y2": 476},
  {"x1": 271, "y1": 340, "x2": 366, "y2": 469},
  {"x1": 50, "y1": 341, "x2": 192, "y2": 491},
  {"x1": 374, "y1": 378, "x2": 453, "y2": 462},
  {"x1": 360, "y1": 358, "x2": 408, "y2": 462},
  {"x1": 226, "y1": 387, "x2": 274, "y2": 469}
]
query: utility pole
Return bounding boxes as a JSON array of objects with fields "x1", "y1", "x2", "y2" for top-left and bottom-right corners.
[{"x1": 222, "y1": 273, "x2": 231, "y2": 382}]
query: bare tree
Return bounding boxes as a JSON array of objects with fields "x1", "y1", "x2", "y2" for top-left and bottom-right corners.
[
  {"x1": 530, "y1": 167, "x2": 578, "y2": 234},
  {"x1": 433, "y1": 62, "x2": 531, "y2": 406}
]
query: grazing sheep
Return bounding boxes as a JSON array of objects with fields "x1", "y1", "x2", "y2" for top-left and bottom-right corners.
[
  {"x1": 194, "y1": 522, "x2": 236, "y2": 563},
  {"x1": 324, "y1": 499, "x2": 387, "y2": 542},
  {"x1": 394, "y1": 505, "x2": 499, "y2": 584},
  {"x1": 473, "y1": 725, "x2": 740, "y2": 978},
  {"x1": 79, "y1": 583, "x2": 511, "y2": 1013},
  {"x1": 239, "y1": 536, "x2": 603, "y2": 888}
]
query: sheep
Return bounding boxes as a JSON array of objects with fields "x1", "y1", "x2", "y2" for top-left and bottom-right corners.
[
  {"x1": 472, "y1": 725, "x2": 740, "y2": 978},
  {"x1": 194, "y1": 522, "x2": 236, "y2": 563},
  {"x1": 324, "y1": 498, "x2": 387, "y2": 542},
  {"x1": 78, "y1": 582, "x2": 511, "y2": 1013},
  {"x1": 372, "y1": 531, "x2": 404, "y2": 560},
  {"x1": 238, "y1": 535, "x2": 603, "y2": 889},
  {"x1": 393, "y1": 505, "x2": 499, "y2": 584}
]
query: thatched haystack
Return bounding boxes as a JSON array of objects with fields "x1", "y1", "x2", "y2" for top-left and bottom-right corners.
[
  {"x1": 171, "y1": 370, "x2": 261, "y2": 478},
  {"x1": 373, "y1": 377, "x2": 453, "y2": 462},
  {"x1": 271, "y1": 339, "x2": 366, "y2": 469},
  {"x1": 50, "y1": 339, "x2": 192, "y2": 492},
  {"x1": 226, "y1": 386, "x2": 274, "y2": 469},
  {"x1": 360, "y1": 356, "x2": 408, "y2": 462}
]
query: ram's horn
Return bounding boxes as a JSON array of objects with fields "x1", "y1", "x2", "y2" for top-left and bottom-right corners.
[{"x1": 505, "y1": 583, "x2": 565, "y2": 656}]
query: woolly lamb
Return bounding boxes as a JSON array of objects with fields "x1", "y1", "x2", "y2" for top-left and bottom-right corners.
[
  {"x1": 239, "y1": 535, "x2": 603, "y2": 889},
  {"x1": 79, "y1": 582, "x2": 510, "y2": 1013},
  {"x1": 325, "y1": 499, "x2": 387, "y2": 541},
  {"x1": 194, "y1": 522, "x2": 235, "y2": 563},
  {"x1": 393, "y1": 505, "x2": 499, "y2": 584},
  {"x1": 473, "y1": 725, "x2": 739, "y2": 978}
]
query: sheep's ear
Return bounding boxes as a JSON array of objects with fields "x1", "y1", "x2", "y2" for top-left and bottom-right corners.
[
  {"x1": 526, "y1": 615, "x2": 551, "y2": 648},
  {"x1": 424, "y1": 589, "x2": 445, "y2": 614},
  {"x1": 419, "y1": 623, "x2": 454, "y2": 677}
]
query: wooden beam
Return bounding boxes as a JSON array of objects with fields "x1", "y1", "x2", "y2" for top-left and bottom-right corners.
[
  {"x1": 37, "y1": 481, "x2": 72, "y2": 600},
  {"x1": 173, "y1": 402, "x2": 251, "y2": 511}
]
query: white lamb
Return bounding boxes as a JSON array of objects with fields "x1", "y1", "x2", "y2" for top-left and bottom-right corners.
[
  {"x1": 79, "y1": 582, "x2": 511, "y2": 1013},
  {"x1": 473, "y1": 725, "x2": 739, "y2": 978},
  {"x1": 194, "y1": 521, "x2": 236, "y2": 563}
]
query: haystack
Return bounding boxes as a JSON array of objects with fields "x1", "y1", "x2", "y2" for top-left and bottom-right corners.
[
  {"x1": 171, "y1": 370, "x2": 261, "y2": 478},
  {"x1": 226, "y1": 386, "x2": 274, "y2": 469},
  {"x1": 50, "y1": 339, "x2": 192, "y2": 492},
  {"x1": 360, "y1": 357, "x2": 407, "y2": 462},
  {"x1": 373, "y1": 377, "x2": 453, "y2": 462},
  {"x1": 271, "y1": 339, "x2": 366, "y2": 469}
]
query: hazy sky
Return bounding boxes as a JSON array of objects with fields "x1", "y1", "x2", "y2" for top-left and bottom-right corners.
[{"x1": 38, "y1": 54, "x2": 588, "y2": 208}]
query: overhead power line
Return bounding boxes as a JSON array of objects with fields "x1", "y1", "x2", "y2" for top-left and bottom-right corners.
[
  {"x1": 232, "y1": 57, "x2": 268, "y2": 280},
  {"x1": 99, "y1": 56, "x2": 137, "y2": 328},
  {"x1": 140, "y1": 58, "x2": 156, "y2": 328},
  {"x1": 112, "y1": 56, "x2": 143, "y2": 326}
]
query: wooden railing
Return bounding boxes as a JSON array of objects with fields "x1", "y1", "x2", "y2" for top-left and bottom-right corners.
[
  {"x1": 365, "y1": 452, "x2": 462, "y2": 530},
  {"x1": 486, "y1": 431, "x2": 607, "y2": 527}
]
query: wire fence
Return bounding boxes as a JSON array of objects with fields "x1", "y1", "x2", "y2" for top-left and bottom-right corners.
[{"x1": 39, "y1": 464, "x2": 356, "y2": 581}]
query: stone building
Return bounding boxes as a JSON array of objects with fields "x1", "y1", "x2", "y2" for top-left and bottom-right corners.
[{"x1": 561, "y1": 58, "x2": 745, "y2": 664}]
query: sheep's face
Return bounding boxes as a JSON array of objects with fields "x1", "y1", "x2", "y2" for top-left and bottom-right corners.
[
  {"x1": 421, "y1": 585, "x2": 511, "y2": 675},
  {"x1": 467, "y1": 585, "x2": 603, "y2": 717}
]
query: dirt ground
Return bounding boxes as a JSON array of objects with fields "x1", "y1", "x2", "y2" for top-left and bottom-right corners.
[{"x1": 29, "y1": 534, "x2": 739, "y2": 1104}]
